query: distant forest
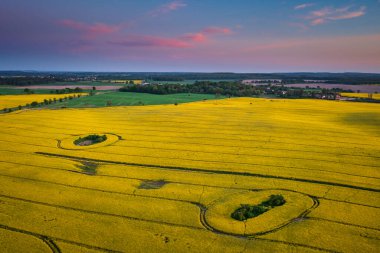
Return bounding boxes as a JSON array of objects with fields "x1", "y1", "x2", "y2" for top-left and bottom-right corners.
[{"x1": 1, "y1": 71, "x2": 380, "y2": 85}]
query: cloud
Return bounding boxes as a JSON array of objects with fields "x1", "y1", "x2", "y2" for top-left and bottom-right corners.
[
  {"x1": 149, "y1": 1, "x2": 187, "y2": 17},
  {"x1": 59, "y1": 19, "x2": 124, "y2": 38},
  {"x1": 181, "y1": 33, "x2": 207, "y2": 42},
  {"x1": 201, "y1": 27, "x2": 232, "y2": 35},
  {"x1": 181, "y1": 26, "x2": 232, "y2": 43},
  {"x1": 109, "y1": 35, "x2": 190, "y2": 48},
  {"x1": 306, "y1": 6, "x2": 366, "y2": 25},
  {"x1": 109, "y1": 26, "x2": 232, "y2": 49},
  {"x1": 294, "y1": 3, "x2": 314, "y2": 10}
]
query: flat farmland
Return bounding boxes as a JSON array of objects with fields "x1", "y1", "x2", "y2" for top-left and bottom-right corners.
[
  {"x1": 340, "y1": 93, "x2": 380, "y2": 100},
  {"x1": 0, "y1": 98, "x2": 379, "y2": 252},
  {"x1": 0, "y1": 94, "x2": 87, "y2": 110}
]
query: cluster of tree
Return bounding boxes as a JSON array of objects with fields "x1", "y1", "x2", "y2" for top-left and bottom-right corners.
[
  {"x1": 231, "y1": 195, "x2": 286, "y2": 221},
  {"x1": 50, "y1": 87, "x2": 83, "y2": 94},
  {"x1": 120, "y1": 81, "x2": 263, "y2": 96},
  {"x1": 0, "y1": 76, "x2": 65, "y2": 86},
  {"x1": 23, "y1": 88, "x2": 34, "y2": 94},
  {"x1": 74, "y1": 134, "x2": 107, "y2": 146},
  {"x1": 119, "y1": 81, "x2": 349, "y2": 99}
]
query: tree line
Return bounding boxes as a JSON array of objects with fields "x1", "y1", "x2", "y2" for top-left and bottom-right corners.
[{"x1": 119, "y1": 81, "x2": 346, "y2": 98}]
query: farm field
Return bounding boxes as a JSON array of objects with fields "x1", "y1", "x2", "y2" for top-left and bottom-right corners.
[
  {"x1": 0, "y1": 88, "x2": 73, "y2": 95},
  {"x1": 46, "y1": 92, "x2": 222, "y2": 108},
  {"x1": 0, "y1": 93, "x2": 87, "y2": 110},
  {"x1": 0, "y1": 98, "x2": 379, "y2": 252},
  {"x1": 340, "y1": 92, "x2": 380, "y2": 100}
]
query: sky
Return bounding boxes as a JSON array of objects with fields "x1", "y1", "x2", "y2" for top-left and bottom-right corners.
[{"x1": 1, "y1": 0, "x2": 380, "y2": 72}]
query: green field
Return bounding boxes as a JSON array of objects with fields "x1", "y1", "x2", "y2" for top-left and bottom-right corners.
[
  {"x1": 0, "y1": 88, "x2": 56, "y2": 95},
  {"x1": 47, "y1": 92, "x2": 222, "y2": 108}
]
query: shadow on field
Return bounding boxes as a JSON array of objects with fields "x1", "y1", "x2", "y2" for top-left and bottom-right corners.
[
  {"x1": 75, "y1": 161, "x2": 98, "y2": 175},
  {"x1": 138, "y1": 180, "x2": 168, "y2": 189},
  {"x1": 342, "y1": 112, "x2": 380, "y2": 133}
]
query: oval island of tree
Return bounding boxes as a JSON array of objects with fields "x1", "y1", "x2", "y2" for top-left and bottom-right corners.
[
  {"x1": 231, "y1": 194, "x2": 286, "y2": 221},
  {"x1": 74, "y1": 134, "x2": 107, "y2": 146}
]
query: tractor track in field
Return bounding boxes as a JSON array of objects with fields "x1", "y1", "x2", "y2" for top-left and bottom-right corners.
[
  {"x1": 196, "y1": 195, "x2": 340, "y2": 253},
  {"x1": 307, "y1": 217, "x2": 380, "y2": 231},
  {"x1": 5, "y1": 126, "x2": 374, "y2": 160},
  {"x1": 0, "y1": 190, "x2": 339, "y2": 253},
  {"x1": 0, "y1": 193, "x2": 203, "y2": 231},
  {"x1": 35, "y1": 152, "x2": 380, "y2": 193},
  {"x1": 43, "y1": 238, "x2": 61, "y2": 253},
  {"x1": 317, "y1": 197, "x2": 380, "y2": 209},
  {"x1": 2, "y1": 109, "x2": 377, "y2": 140},
  {"x1": 198, "y1": 191, "x2": 320, "y2": 238},
  {"x1": 3, "y1": 169, "x2": 375, "y2": 240},
  {"x1": 56, "y1": 133, "x2": 123, "y2": 150},
  {"x1": 1, "y1": 159, "x2": 379, "y2": 210},
  {"x1": 2, "y1": 136, "x2": 379, "y2": 180},
  {"x1": 5, "y1": 134, "x2": 379, "y2": 180},
  {"x1": 0, "y1": 173, "x2": 372, "y2": 252},
  {"x1": 114, "y1": 142, "x2": 380, "y2": 166},
  {"x1": 253, "y1": 238, "x2": 340, "y2": 253},
  {"x1": 1, "y1": 117, "x2": 379, "y2": 151},
  {"x1": 0, "y1": 126, "x2": 379, "y2": 160},
  {"x1": 1, "y1": 101, "x2": 378, "y2": 253},
  {"x1": 0, "y1": 224, "x2": 62, "y2": 253},
  {"x1": 3, "y1": 137, "x2": 379, "y2": 181},
  {"x1": 0, "y1": 224, "x2": 120, "y2": 253}
]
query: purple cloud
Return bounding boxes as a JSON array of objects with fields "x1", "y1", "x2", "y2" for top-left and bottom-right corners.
[
  {"x1": 149, "y1": 1, "x2": 187, "y2": 17},
  {"x1": 306, "y1": 5, "x2": 366, "y2": 25},
  {"x1": 59, "y1": 19, "x2": 126, "y2": 38}
]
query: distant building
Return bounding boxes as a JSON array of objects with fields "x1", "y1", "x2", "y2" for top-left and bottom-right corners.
[{"x1": 242, "y1": 79, "x2": 282, "y2": 85}]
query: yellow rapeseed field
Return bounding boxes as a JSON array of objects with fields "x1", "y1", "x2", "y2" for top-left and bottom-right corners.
[
  {"x1": 340, "y1": 92, "x2": 380, "y2": 100},
  {"x1": 109, "y1": 79, "x2": 143, "y2": 84},
  {"x1": 0, "y1": 98, "x2": 379, "y2": 252},
  {"x1": 0, "y1": 93, "x2": 87, "y2": 109}
]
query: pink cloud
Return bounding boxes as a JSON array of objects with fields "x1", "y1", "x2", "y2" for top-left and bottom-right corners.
[
  {"x1": 294, "y1": 3, "x2": 314, "y2": 10},
  {"x1": 110, "y1": 26, "x2": 232, "y2": 49},
  {"x1": 109, "y1": 35, "x2": 190, "y2": 48},
  {"x1": 150, "y1": 1, "x2": 187, "y2": 17},
  {"x1": 306, "y1": 6, "x2": 366, "y2": 26},
  {"x1": 181, "y1": 26, "x2": 232, "y2": 43},
  {"x1": 311, "y1": 18, "x2": 325, "y2": 25},
  {"x1": 201, "y1": 27, "x2": 232, "y2": 35},
  {"x1": 59, "y1": 19, "x2": 124, "y2": 38},
  {"x1": 182, "y1": 33, "x2": 207, "y2": 42}
]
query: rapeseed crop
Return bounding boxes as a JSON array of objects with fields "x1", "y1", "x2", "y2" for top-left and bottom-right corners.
[
  {"x1": 0, "y1": 93, "x2": 87, "y2": 110},
  {"x1": 0, "y1": 98, "x2": 379, "y2": 252}
]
